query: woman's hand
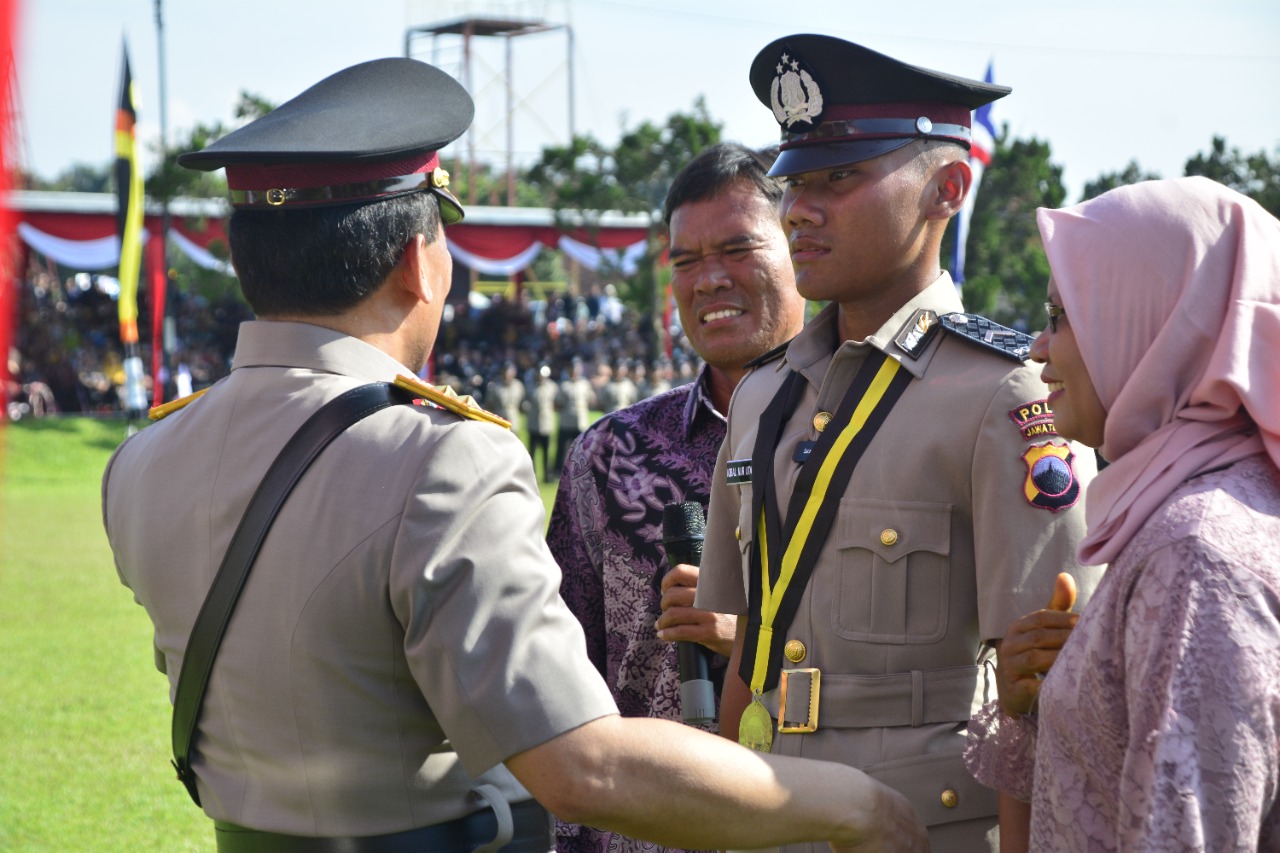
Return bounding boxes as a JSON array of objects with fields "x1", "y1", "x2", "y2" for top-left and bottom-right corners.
[{"x1": 996, "y1": 573, "x2": 1079, "y2": 717}]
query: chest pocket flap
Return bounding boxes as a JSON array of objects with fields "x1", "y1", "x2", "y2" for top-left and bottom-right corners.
[{"x1": 832, "y1": 499, "x2": 952, "y2": 644}]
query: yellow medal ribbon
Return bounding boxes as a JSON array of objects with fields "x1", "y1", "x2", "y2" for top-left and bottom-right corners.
[{"x1": 740, "y1": 356, "x2": 903, "y2": 751}]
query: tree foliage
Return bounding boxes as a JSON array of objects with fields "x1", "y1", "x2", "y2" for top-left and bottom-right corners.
[
  {"x1": 524, "y1": 97, "x2": 721, "y2": 221},
  {"x1": 25, "y1": 161, "x2": 114, "y2": 193},
  {"x1": 522, "y1": 98, "x2": 722, "y2": 344},
  {"x1": 1080, "y1": 160, "x2": 1161, "y2": 202},
  {"x1": 1184, "y1": 135, "x2": 1280, "y2": 217},
  {"x1": 144, "y1": 91, "x2": 276, "y2": 201},
  {"x1": 952, "y1": 130, "x2": 1066, "y2": 329}
]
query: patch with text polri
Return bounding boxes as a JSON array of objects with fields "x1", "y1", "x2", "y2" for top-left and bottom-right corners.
[
  {"x1": 1021, "y1": 443, "x2": 1080, "y2": 512},
  {"x1": 1008, "y1": 398, "x2": 1059, "y2": 441}
]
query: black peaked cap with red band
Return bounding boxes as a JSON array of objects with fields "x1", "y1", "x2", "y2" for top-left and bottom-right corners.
[
  {"x1": 178, "y1": 58, "x2": 472, "y2": 223},
  {"x1": 750, "y1": 34, "x2": 1010, "y2": 177}
]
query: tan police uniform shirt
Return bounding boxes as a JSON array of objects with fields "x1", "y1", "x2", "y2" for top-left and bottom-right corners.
[
  {"x1": 697, "y1": 275, "x2": 1102, "y2": 852},
  {"x1": 528, "y1": 379, "x2": 558, "y2": 437},
  {"x1": 102, "y1": 321, "x2": 618, "y2": 836},
  {"x1": 556, "y1": 377, "x2": 595, "y2": 433}
]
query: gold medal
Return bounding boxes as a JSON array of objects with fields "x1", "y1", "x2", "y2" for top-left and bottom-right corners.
[{"x1": 738, "y1": 694, "x2": 774, "y2": 753}]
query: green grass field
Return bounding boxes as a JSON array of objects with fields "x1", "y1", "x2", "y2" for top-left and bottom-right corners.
[
  {"x1": 0, "y1": 417, "x2": 210, "y2": 850},
  {"x1": 0, "y1": 416, "x2": 561, "y2": 850}
]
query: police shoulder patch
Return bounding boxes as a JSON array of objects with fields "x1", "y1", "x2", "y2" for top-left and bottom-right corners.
[
  {"x1": 1007, "y1": 398, "x2": 1059, "y2": 441},
  {"x1": 393, "y1": 374, "x2": 511, "y2": 429},
  {"x1": 743, "y1": 338, "x2": 792, "y2": 369},
  {"x1": 939, "y1": 313, "x2": 1033, "y2": 362},
  {"x1": 1021, "y1": 442, "x2": 1080, "y2": 512}
]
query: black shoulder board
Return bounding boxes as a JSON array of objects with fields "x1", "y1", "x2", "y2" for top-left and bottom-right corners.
[
  {"x1": 743, "y1": 338, "x2": 792, "y2": 369},
  {"x1": 939, "y1": 313, "x2": 1033, "y2": 362}
]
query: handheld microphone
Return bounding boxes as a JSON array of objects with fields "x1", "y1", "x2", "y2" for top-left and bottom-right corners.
[{"x1": 662, "y1": 501, "x2": 716, "y2": 725}]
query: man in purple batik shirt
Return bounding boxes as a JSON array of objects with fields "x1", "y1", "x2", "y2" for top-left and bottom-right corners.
[{"x1": 547, "y1": 142, "x2": 807, "y2": 853}]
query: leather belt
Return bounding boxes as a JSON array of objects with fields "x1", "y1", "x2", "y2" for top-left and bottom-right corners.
[
  {"x1": 765, "y1": 664, "x2": 982, "y2": 730},
  {"x1": 213, "y1": 800, "x2": 553, "y2": 853}
]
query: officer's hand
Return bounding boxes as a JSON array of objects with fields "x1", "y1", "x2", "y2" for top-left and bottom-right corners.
[
  {"x1": 995, "y1": 572, "x2": 1079, "y2": 718},
  {"x1": 829, "y1": 778, "x2": 929, "y2": 853},
  {"x1": 655, "y1": 564, "x2": 736, "y2": 658}
]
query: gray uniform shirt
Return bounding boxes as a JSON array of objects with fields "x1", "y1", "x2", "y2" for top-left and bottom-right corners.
[
  {"x1": 103, "y1": 321, "x2": 617, "y2": 836},
  {"x1": 697, "y1": 277, "x2": 1102, "y2": 852}
]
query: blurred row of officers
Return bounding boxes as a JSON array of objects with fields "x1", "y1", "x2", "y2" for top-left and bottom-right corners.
[{"x1": 102, "y1": 30, "x2": 1280, "y2": 853}]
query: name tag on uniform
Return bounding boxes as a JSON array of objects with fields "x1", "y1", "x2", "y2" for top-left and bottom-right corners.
[
  {"x1": 793, "y1": 440, "x2": 816, "y2": 463},
  {"x1": 725, "y1": 459, "x2": 753, "y2": 485}
]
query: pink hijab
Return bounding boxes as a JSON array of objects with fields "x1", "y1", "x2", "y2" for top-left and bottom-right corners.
[{"x1": 1037, "y1": 177, "x2": 1280, "y2": 565}]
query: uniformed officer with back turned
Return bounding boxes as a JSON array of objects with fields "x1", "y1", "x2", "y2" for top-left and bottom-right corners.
[
  {"x1": 695, "y1": 34, "x2": 1104, "y2": 852},
  {"x1": 102, "y1": 56, "x2": 929, "y2": 853}
]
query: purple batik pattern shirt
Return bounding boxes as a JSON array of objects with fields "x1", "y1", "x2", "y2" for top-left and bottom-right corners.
[{"x1": 548, "y1": 368, "x2": 726, "y2": 853}]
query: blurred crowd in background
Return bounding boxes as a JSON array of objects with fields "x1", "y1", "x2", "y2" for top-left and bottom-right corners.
[{"x1": 5, "y1": 263, "x2": 702, "y2": 473}]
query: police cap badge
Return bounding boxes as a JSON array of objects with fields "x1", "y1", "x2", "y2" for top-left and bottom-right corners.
[{"x1": 749, "y1": 34, "x2": 1010, "y2": 177}]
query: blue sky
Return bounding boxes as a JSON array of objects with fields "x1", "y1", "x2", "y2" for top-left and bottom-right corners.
[{"x1": 16, "y1": 0, "x2": 1280, "y2": 202}]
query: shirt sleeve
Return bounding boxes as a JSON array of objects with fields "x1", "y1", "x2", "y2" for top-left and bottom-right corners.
[
  {"x1": 964, "y1": 699, "x2": 1038, "y2": 802},
  {"x1": 546, "y1": 430, "x2": 609, "y2": 678},
  {"x1": 391, "y1": 422, "x2": 618, "y2": 779},
  {"x1": 696, "y1": 429, "x2": 749, "y2": 615},
  {"x1": 1117, "y1": 537, "x2": 1280, "y2": 850},
  {"x1": 971, "y1": 365, "x2": 1101, "y2": 641}
]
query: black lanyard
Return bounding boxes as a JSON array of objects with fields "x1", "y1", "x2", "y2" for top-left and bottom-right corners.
[{"x1": 739, "y1": 349, "x2": 914, "y2": 693}]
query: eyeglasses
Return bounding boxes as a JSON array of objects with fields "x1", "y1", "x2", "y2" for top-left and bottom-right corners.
[{"x1": 1044, "y1": 301, "x2": 1066, "y2": 333}]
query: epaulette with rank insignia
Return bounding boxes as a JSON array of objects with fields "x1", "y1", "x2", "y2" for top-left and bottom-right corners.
[
  {"x1": 938, "y1": 313, "x2": 1033, "y2": 362},
  {"x1": 148, "y1": 388, "x2": 210, "y2": 421},
  {"x1": 893, "y1": 309, "x2": 942, "y2": 359},
  {"x1": 743, "y1": 338, "x2": 792, "y2": 370},
  {"x1": 393, "y1": 374, "x2": 511, "y2": 429}
]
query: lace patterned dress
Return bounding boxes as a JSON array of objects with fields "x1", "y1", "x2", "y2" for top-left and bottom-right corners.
[{"x1": 967, "y1": 454, "x2": 1280, "y2": 850}]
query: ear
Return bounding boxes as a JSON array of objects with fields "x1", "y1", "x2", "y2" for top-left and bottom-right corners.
[
  {"x1": 926, "y1": 157, "x2": 972, "y2": 222},
  {"x1": 395, "y1": 233, "x2": 433, "y2": 305}
]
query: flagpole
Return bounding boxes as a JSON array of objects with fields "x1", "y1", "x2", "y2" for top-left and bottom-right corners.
[{"x1": 153, "y1": 0, "x2": 172, "y2": 408}]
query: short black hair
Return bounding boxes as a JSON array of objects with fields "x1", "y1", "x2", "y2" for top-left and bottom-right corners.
[
  {"x1": 662, "y1": 142, "x2": 783, "y2": 226},
  {"x1": 229, "y1": 191, "x2": 442, "y2": 317}
]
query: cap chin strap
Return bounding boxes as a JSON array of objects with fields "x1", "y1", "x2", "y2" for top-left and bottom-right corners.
[
  {"x1": 229, "y1": 168, "x2": 464, "y2": 223},
  {"x1": 783, "y1": 117, "x2": 971, "y2": 148}
]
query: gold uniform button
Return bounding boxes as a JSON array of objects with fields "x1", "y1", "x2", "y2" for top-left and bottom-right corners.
[
  {"x1": 880, "y1": 528, "x2": 899, "y2": 546},
  {"x1": 812, "y1": 411, "x2": 833, "y2": 432},
  {"x1": 783, "y1": 639, "x2": 807, "y2": 663},
  {"x1": 735, "y1": 526, "x2": 742, "y2": 541},
  {"x1": 941, "y1": 789, "x2": 959, "y2": 809}
]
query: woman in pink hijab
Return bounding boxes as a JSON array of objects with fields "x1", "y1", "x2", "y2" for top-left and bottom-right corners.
[{"x1": 966, "y1": 177, "x2": 1280, "y2": 851}]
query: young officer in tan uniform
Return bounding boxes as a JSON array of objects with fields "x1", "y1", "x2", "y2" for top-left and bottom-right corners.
[
  {"x1": 102, "y1": 57, "x2": 929, "y2": 853},
  {"x1": 695, "y1": 35, "x2": 1103, "y2": 852}
]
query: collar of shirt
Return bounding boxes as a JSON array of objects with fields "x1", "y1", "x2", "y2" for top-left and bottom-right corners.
[
  {"x1": 231, "y1": 320, "x2": 416, "y2": 381},
  {"x1": 680, "y1": 363, "x2": 727, "y2": 441},
  {"x1": 782, "y1": 272, "x2": 964, "y2": 388}
]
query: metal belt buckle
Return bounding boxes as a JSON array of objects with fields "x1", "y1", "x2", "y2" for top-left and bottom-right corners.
[{"x1": 777, "y1": 667, "x2": 820, "y2": 733}]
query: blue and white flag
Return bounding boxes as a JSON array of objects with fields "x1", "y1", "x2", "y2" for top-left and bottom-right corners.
[{"x1": 951, "y1": 60, "x2": 998, "y2": 286}]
